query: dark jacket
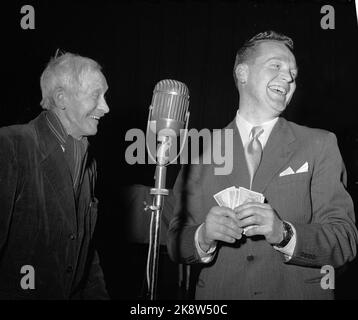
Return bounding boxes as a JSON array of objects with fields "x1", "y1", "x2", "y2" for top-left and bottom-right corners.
[{"x1": 0, "y1": 112, "x2": 108, "y2": 299}]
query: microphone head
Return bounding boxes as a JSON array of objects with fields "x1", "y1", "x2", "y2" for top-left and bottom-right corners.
[{"x1": 149, "y1": 79, "x2": 189, "y2": 137}]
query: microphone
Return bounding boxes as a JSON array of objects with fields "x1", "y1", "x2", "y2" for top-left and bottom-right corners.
[
  {"x1": 144, "y1": 79, "x2": 190, "y2": 300},
  {"x1": 146, "y1": 79, "x2": 190, "y2": 166},
  {"x1": 149, "y1": 79, "x2": 190, "y2": 140}
]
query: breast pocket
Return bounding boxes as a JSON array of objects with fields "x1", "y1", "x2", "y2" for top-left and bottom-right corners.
[
  {"x1": 277, "y1": 172, "x2": 310, "y2": 185},
  {"x1": 266, "y1": 172, "x2": 312, "y2": 223}
]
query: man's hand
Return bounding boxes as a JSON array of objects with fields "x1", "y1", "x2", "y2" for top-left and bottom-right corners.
[
  {"x1": 234, "y1": 202, "x2": 284, "y2": 244},
  {"x1": 198, "y1": 206, "x2": 243, "y2": 252}
]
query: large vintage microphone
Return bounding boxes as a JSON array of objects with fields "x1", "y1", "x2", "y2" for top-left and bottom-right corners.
[{"x1": 144, "y1": 79, "x2": 190, "y2": 300}]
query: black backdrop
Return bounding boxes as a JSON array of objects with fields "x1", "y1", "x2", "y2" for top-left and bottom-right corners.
[{"x1": 2, "y1": 0, "x2": 358, "y2": 299}]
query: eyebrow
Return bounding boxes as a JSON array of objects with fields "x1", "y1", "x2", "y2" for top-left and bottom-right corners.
[{"x1": 265, "y1": 56, "x2": 299, "y2": 71}]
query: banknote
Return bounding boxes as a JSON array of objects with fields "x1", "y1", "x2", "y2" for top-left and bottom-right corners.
[
  {"x1": 213, "y1": 186, "x2": 265, "y2": 235},
  {"x1": 237, "y1": 187, "x2": 265, "y2": 206},
  {"x1": 213, "y1": 186, "x2": 236, "y2": 208},
  {"x1": 237, "y1": 187, "x2": 264, "y2": 235},
  {"x1": 213, "y1": 186, "x2": 264, "y2": 209}
]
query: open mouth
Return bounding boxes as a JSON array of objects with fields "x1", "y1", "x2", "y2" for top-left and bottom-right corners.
[
  {"x1": 90, "y1": 115, "x2": 100, "y2": 120},
  {"x1": 268, "y1": 85, "x2": 287, "y2": 96}
]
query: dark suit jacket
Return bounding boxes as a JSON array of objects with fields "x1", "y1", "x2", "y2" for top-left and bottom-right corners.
[
  {"x1": 0, "y1": 112, "x2": 108, "y2": 299},
  {"x1": 167, "y1": 117, "x2": 358, "y2": 299}
]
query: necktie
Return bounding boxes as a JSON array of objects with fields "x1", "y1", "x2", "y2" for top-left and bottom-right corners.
[{"x1": 245, "y1": 126, "x2": 264, "y2": 188}]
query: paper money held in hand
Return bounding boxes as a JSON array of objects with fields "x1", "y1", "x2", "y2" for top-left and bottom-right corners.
[
  {"x1": 213, "y1": 186, "x2": 265, "y2": 209},
  {"x1": 213, "y1": 186, "x2": 265, "y2": 235}
]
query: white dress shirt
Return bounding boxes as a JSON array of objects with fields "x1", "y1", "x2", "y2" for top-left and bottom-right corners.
[{"x1": 195, "y1": 111, "x2": 297, "y2": 262}]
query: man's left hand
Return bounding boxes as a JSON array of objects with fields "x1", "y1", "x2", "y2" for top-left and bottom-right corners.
[{"x1": 234, "y1": 202, "x2": 284, "y2": 244}]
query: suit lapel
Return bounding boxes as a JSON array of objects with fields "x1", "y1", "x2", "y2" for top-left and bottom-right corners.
[
  {"x1": 33, "y1": 113, "x2": 77, "y2": 229},
  {"x1": 252, "y1": 118, "x2": 296, "y2": 194}
]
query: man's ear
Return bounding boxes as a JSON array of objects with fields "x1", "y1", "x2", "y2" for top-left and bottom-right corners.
[
  {"x1": 235, "y1": 64, "x2": 249, "y2": 84},
  {"x1": 52, "y1": 87, "x2": 67, "y2": 110}
]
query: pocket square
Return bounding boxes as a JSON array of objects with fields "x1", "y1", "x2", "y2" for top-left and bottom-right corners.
[
  {"x1": 279, "y1": 167, "x2": 295, "y2": 177},
  {"x1": 296, "y1": 162, "x2": 308, "y2": 173}
]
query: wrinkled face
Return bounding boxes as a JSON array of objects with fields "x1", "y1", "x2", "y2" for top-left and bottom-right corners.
[
  {"x1": 64, "y1": 70, "x2": 109, "y2": 139},
  {"x1": 243, "y1": 41, "x2": 298, "y2": 117}
]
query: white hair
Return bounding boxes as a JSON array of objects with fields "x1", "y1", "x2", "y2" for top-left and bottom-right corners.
[{"x1": 40, "y1": 51, "x2": 102, "y2": 109}]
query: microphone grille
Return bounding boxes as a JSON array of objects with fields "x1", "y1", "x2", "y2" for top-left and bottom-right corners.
[
  {"x1": 154, "y1": 79, "x2": 189, "y2": 97},
  {"x1": 151, "y1": 79, "x2": 189, "y2": 123}
]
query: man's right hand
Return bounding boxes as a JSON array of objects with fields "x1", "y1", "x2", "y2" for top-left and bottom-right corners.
[{"x1": 198, "y1": 206, "x2": 243, "y2": 252}]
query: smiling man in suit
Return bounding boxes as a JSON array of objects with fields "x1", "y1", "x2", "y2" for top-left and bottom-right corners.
[
  {"x1": 0, "y1": 52, "x2": 109, "y2": 299},
  {"x1": 167, "y1": 31, "x2": 358, "y2": 299}
]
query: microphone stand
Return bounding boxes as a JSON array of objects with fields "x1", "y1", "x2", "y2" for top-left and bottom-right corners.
[
  {"x1": 145, "y1": 136, "x2": 171, "y2": 300},
  {"x1": 144, "y1": 99, "x2": 190, "y2": 300}
]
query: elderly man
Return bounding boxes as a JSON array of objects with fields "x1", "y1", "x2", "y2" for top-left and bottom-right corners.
[
  {"x1": 0, "y1": 52, "x2": 109, "y2": 299},
  {"x1": 167, "y1": 31, "x2": 358, "y2": 299}
]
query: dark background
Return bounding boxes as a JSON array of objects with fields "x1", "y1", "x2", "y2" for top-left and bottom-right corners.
[{"x1": 2, "y1": 0, "x2": 357, "y2": 299}]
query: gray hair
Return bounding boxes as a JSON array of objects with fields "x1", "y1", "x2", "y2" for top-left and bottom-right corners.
[
  {"x1": 40, "y1": 51, "x2": 102, "y2": 109},
  {"x1": 233, "y1": 30, "x2": 294, "y2": 89}
]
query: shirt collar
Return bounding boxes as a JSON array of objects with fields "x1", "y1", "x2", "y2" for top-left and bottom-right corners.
[
  {"x1": 45, "y1": 109, "x2": 88, "y2": 152},
  {"x1": 235, "y1": 110, "x2": 279, "y2": 149},
  {"x1": 45, "y1": 109, "x2": 68, "y2": 147}
]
